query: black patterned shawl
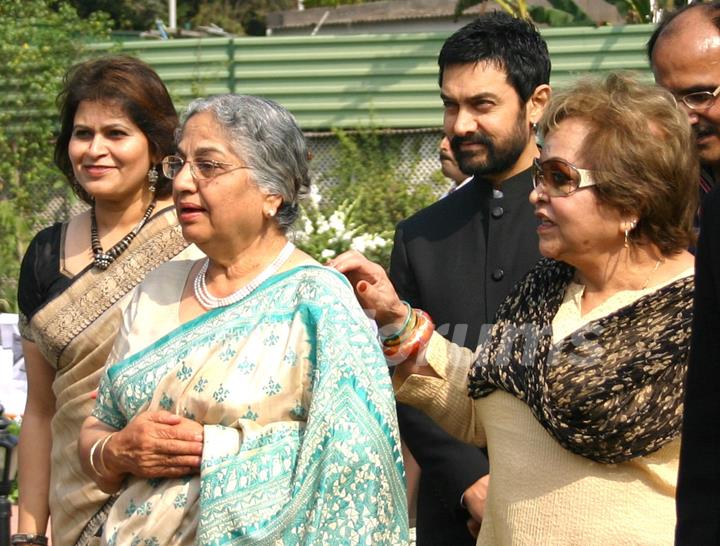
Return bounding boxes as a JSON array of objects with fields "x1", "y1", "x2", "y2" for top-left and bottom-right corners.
[{"x1": 467, "y1": 258, "x2": 693, "y2": 464}]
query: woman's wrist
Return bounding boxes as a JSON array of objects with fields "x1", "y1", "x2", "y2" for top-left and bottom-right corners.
[
  {"x1": 378, "y1": 301, "x2": 413, "y2": 342},
  {"x1": 88, "y1": 431, "x2": 124, "y2": 490},
  {"x1": 376, "y1": 299, "x2": 412, "y2": 330},
  {"x1": 383, "y1": 309, "x2": 435, "y2": 366},
  {"x1": 11, "y1": 534, "x2": 48, "y2": 545}
]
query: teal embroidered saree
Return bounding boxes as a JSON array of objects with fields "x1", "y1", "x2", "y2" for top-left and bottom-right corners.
[{"x1": 93, "y1": 264, "x2": 408, "y2": 545}]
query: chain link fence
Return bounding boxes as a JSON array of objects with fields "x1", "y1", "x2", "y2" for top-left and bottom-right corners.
[
  {"x1": 36, "y1": 128, "x2": 449, "y2": 224},
  {"x1": 307, "y1": 128, "x2": 449, "y2": 200}
]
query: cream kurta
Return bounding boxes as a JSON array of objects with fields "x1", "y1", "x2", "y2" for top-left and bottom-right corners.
[{"x1": 395, "y1": 268, "x2": 692, "y2": 546}]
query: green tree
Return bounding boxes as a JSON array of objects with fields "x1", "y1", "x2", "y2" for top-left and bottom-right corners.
[
  {"x1": 605, "y1": 0, "x2": 678, "y2": 24},
  {"x1": 455, "y1": 0, "x2": 681, "y2": 26},
  {"x1": 0, "y1": 0, "x2": 112, "y2": 308},
  {"x1": 304, "y1": 0, "x2": 382, "y2": 6},
  {"x1": 327, "y1": 128, "x2": 442, "y2": 238},
  {"x1": 68, "y1": 0, "x2": 165, "y2": 31},
  {"x1": 455, "y1": 0, "x2": 531, "y2": 19},
  {"x1": 189, "y1": 0, "x2": 294, "y2": 36}
]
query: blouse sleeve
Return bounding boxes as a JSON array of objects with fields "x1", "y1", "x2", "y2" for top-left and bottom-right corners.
[
  {"x1": 17, "y1": 224, "x2": 63, "y2": 340},
  {"x1": 394, "y1": 332, "x2": 487, "y2": 447},
  {"x1": 91, "y1": 370, "x2": 126, "y2": 431}
]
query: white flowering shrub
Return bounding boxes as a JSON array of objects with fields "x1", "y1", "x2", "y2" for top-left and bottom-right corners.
[
  {"x1": 293, "y1": 128, "x2": 444, "y2": 269},
  {"x1": 293, "y1": 188, "x2": 393, "y2": 266}
]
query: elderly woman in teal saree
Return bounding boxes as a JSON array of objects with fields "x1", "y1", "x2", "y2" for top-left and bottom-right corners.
[{"x1": 78, "y1": 94, "x2": 408, "y2": 545}]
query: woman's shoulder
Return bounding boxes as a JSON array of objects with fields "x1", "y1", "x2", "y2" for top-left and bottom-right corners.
[
  {"x1": 284, "y1": 263, "x2": 353, "y2": 295},
  {"x1": 24, "y1": 222, "x2": 64, "y2": 256},
  {"x1": 18, "y1": 222, "x2": 67, "y2": 318},
  {"x1": 274, "y1": 264, "x2": 364, "y2": 318},
  {"x1": 659, "y1": 251, "x2": 694, "y2": 282},
  {"x1": 513, "y1": 258, "x2": 574, "y2": 297},
  {"x1": 126, "y1": 258, "x2": 198, "y2": 324},
  {"x1": 141, "y1": 256, "x2": 197, "y2": 290}
]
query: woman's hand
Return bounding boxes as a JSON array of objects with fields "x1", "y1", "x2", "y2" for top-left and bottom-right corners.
[
  {"x1": 327, "y1": 250, "x2": 407, "y2": 328},
  {"x1": 79, "y1": 411, "x2": 203, "y2": 493},
  {"x1": 463, "y1": 475, "x2": 490, "y2": 538},
  {"x1": 106, "y1": 411, "x2": 204, "y2": 479}
]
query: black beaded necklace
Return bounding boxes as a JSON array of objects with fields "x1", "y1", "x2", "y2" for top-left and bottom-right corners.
[{"x1": 90, "y1": 199, "x2": 157, "y2": 270}]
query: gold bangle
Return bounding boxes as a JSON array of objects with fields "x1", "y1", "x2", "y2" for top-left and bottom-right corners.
[
  {"x1": 88, "y1": 436, "x2": 105, "y2": 477},
  {"x1": 98, "y1": 432, "x2": 116, "y2": 476}
]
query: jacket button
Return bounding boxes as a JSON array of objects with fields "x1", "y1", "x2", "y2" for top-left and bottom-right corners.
[
  {"x1": 491, "y1": 206, "x2": 504, "y2": 219},
  {"x1": 491, "y1": 268, "x2": 504, "y2": 281}
]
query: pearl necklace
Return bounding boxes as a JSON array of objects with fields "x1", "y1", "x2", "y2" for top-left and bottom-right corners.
[
  {"x1": 91, "y1": 199, "x2": 156, "y2": 270},
  {"x1": 194, "y1": 241, "x2": 295, "y2": 309}
]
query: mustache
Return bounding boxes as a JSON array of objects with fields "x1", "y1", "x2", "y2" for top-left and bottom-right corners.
[
  {"x1": 694, "y1": 122, "x2": 720, "y2": 139},
  {"x1": 451, "y1": 133, "x2": 493, "y2": 148}
]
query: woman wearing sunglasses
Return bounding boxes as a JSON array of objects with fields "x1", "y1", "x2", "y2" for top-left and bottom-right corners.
[
  {"x1": 77, "y1": 94, "x2": 408, "y2": 544},
  {"x1": 331, "y1": 73, "x2": 696, "y2": 545}
]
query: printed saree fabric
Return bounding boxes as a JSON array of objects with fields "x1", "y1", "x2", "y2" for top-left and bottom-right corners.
[
  {"x1": 18, "y1": 206, "x2": 190, "y2": 546},
  {"x1": 93, "y1": 265, "x2": 408, "y2": 545}
]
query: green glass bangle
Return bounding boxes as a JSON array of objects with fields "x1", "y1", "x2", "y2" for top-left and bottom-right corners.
[{"x1": 380, "y1": 300, "x2": 413, "y2": 344}]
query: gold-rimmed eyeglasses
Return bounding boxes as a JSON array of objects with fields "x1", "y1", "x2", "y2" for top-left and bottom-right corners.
[
  {"x1": 679, "y1": 84, "x2": 720, "y2": 110},
  {"x1": 161, "y1": 155, "x2": 250, "y2": 182}
]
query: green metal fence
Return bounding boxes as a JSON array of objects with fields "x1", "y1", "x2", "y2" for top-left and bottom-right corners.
[
  {"x1": 90, "y1": 24, "x2": 656, "y2": 131},
  {"x1": 0, "y1": 24, "x2": 659, "y2": 305}
]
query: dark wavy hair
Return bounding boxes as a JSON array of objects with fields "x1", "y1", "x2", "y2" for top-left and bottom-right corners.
[
  {"x1": 438, "y1": 11, "x2": 551, "y2": 102},
  {"x1": 54, "y1": 55, "x2": 178, "y2": 204}
]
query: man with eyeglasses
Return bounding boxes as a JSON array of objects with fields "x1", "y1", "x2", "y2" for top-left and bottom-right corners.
[
  {"x1": 648, "y1": 3, "x2": 720, "y2": 543},
  {"x1": 649, "y1": 1, "x2": 720, "y2": 202}
]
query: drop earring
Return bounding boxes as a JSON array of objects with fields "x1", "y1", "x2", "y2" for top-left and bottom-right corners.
[
  {"x1": 148, "y1": 166, "x2": 158, "y2": 193},
  {"x1": 624, "y1": 220, "x2": 637, "y2": 248}
]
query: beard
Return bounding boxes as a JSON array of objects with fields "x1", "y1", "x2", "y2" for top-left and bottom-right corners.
[{"x1": 450, "y1": 113, "x2": 530, "y2": 178}]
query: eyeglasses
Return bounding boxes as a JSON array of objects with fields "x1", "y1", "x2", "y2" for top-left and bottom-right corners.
[
  {"x1": 161, "y1": 155, "x2": 249, "y2": 182},
  {"x1": 532, "y1": 157, "x2": 596, "y2": 197},
  {"x1": 679, "y1": 84, "x2": 720, "y2": 110}
]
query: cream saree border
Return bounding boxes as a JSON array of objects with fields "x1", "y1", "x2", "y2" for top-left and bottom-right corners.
[{"x1": 21, "y1": 206, "x2": 190, "y2": 546}]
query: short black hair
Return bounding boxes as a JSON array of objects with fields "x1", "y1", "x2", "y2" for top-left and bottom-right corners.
[
  {"x1": 647, "y1": 1, "x2": 720, "y2": 62},
  {"x1": 438, "y1": 11, "x2": 551, "y2": 102}
]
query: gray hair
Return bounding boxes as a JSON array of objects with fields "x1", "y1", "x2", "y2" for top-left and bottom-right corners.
[{"x1": 179, "y1": 94, "x2": 310, "y2": 231}]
